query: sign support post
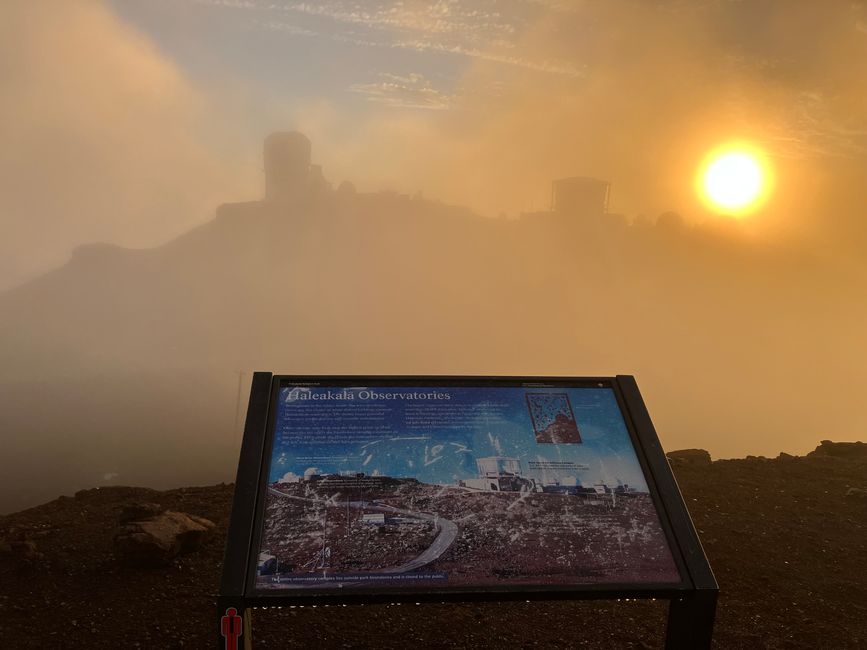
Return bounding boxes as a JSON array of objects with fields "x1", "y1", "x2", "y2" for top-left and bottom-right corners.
[
  {"x1": 217, "y1": 371, "x2": 272, "y2": 650},
  {"x1": 615, "y1": 375, "x2": 718, "y2": 648},
  {"x1": 666, "y1": 589, "x2": 718, "y2": 649}
]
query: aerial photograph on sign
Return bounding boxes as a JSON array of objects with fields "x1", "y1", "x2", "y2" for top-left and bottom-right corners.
[{"x1": 254, "y1": 384, "x2": 680, "y2": 590}]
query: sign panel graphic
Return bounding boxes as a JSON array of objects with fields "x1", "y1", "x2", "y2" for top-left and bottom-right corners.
[
  {"x1": 253, "y1": 383, "x2": 680, "y2": 591},
  {"x1": 526, "y1": 392, "x2": 582, "y2": 444}
]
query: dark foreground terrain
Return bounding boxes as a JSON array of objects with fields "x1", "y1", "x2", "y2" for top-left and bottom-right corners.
[{"x1": 1, "y1": 442, "x2": 865, "y2": 649}]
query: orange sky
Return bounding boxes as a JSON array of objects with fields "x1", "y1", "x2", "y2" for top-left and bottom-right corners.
[
  {"x1": 1, "y1": 0, "x2": 866, "y2": 511},
  {"x1": 2, "y1": 1, "x2": 866, "y2": 288}
]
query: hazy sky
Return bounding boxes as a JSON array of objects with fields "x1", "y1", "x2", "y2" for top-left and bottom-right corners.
[
  {"x1": 2, "y1": 1, "x2": 867, "y2": 511},
  {"x1": 113, "y1": 0, "x2": 867, "y2": 220},
  {"x1": 3, "y1": 0, "x2": 866, "y2": 289}
]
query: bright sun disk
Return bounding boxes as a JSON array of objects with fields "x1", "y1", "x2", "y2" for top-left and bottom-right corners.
[{"x1": 698, "y1": 145, "x2": 771, "y2": 216}]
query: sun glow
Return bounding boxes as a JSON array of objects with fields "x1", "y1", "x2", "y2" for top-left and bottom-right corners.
[{"x1": 698, "y1": 144, "x2": 773, "y2": 217}]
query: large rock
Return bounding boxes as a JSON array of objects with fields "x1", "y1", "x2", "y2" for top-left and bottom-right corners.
[
  {"x1": 809, "y1": 440, "x2": 867, "y2": 460},
  {"x1": 113, "y1": 509, "x2": 215, "y2": 568},
  {"x1": 666, "y1": 449, "x2": 712, "y2": 466}
]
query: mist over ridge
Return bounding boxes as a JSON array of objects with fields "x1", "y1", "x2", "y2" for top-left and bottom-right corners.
[
  {"x1": 2, "y1": 0, "x2": 866, "y2": 514},
  {"x1": 1, "y1": 130, "x2": 865, "y2": 514}
]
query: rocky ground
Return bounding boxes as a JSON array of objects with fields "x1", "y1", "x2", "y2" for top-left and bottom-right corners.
[{"x1": 1, "y1": 441, "x2": 865, "y2": 649}]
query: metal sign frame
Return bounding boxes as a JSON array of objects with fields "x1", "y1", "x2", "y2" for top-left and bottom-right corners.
[{"x1": 217, "y1": 373, "x2": 717, "y2": 649}]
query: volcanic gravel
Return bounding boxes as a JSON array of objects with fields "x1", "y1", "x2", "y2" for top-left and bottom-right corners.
[{"x1": 1, "y1": 449, "x2": 865, "y2": 648}]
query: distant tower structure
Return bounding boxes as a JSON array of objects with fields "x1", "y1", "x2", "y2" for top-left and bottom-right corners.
[
  {"x1": 551, "y1": 177, "x2": 610, "y2": 216},
  {"x1": 307, "y1": 163, "x2": 331, "y2": 193},
  {"x1": 264, "y1": 131, "x2": 312, "y2": 201}
]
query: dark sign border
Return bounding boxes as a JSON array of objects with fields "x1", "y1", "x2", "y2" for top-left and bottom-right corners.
[{"x1": 218, "y1": 374, "x2": 717, "y2": 648}]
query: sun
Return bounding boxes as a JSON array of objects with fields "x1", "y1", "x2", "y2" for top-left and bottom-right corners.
[{"x1": 697, "y1": 143, "x2": 773, "y2": 217}]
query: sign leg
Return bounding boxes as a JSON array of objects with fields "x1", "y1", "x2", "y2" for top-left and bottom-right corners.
[{"x1": 665, "y1": 591, "x2": 717, "y2": 650}]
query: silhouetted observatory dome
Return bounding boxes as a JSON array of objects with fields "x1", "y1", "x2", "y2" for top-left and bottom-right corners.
[{"x1": 264, "y1": 131, "x2": 312, "y2": 201}]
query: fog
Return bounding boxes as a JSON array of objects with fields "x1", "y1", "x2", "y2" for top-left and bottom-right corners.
[
  {"x1": 1, "y1": 0, "x2": 865, "y2": 513},
  {"x1": 0, "y1": 0, "x2": 257, "y2": 290}
]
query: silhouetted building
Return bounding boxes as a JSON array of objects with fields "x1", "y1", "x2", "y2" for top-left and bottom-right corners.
[
  {"x1": 308, "y1": 163, "x2": 331, "y2": 194},
  {"x1": 264, "y1": 131, "x2": 314, "y2": 201},
  {"x1": 551, "y1": 177, "x2": 610, "y2": 217}
]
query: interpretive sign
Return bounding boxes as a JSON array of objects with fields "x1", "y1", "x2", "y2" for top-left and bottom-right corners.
[{"x1": 218, "y1": 375, "x2": 717, "y2": 649}]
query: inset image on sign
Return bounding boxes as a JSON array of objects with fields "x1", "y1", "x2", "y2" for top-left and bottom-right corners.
[
  {"x1": 254, "y1": 384, "x2": 680, "y2": 592},
  {"x1": 526, "y1": 392, "x2": 582, "y2": 444}
]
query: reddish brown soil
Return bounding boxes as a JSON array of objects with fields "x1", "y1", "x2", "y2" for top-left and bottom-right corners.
[{"x1": 1, "y1": 450, "x2": 865, "y2": 648}]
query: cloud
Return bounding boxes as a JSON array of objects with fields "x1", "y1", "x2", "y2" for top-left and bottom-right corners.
[
  {"x1": 0, "y1": 0, "x2": 254, "y2": 290},
  {"x1": 349, "y1": 36, "x2": 584, "y2": 77},
  {"x1": 349, "y1": 73, "x2": 455, "y2": 110},
  {"x1": 251, "y1": 0, "x2": 517, "y2": 42},
  {"x1": 254, "y1": 19, "x2": 318, "y2": 37},
  {"x1": 198, "y1": 0, "x2": 584, "y2": 77}
]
